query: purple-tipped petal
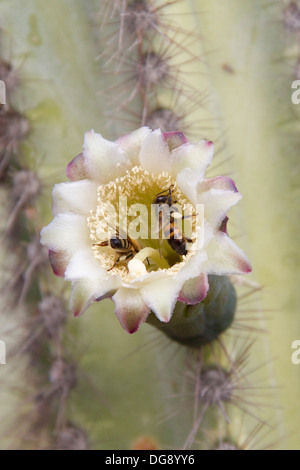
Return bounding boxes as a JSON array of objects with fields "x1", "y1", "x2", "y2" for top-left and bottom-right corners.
[
  {"x1": 219, "y1": 216, "x2": 229, "y2": 234},
  {"x1": 49, "y1": 250, "x2": 69, "y2": 278},
  {"x1": 204, "y1": 232, "x2": 252, "y2": 275},
  {"x1": 70, "y1": 280, "x2": 94, "y2": 317},
  {"x1": 116, "y1": 127, "x2": 151, "y2": 166},
  {"x1": 178, "y1": 273, "x2": 209, "y2": 305},
  {"x1": 163, "y1": 131, "x2": 188, "y2": 151},
  {"x1": 70, "y1": 274, "x2": 120, "y2": 317},
  {"x1": 112, "y1": 288, "x2": 150, "y2": 334},
  {"x1": 66, "y1": 153, "x2": 87, "y2": 181},
  {"x1": 197, "y1": 176, "x2": 238, "y2": 193},
  {"x1": 196, "y1": 187, "x2": 242, "y2": 231}
]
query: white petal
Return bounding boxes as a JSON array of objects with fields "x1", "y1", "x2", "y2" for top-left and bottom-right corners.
[
  {"x1": 176, "y1": 249, "x2": 208, "y2": 283},
  {"x1": 139, "y1": 129, "x2": 172, "y2": 174},
  {"x1": 187, "y1": 220, "x2": 214, "y2": 255},
  {"x1": 171, "y1": 140, "x2": 213, "y2": 174},
  {"x1": 40, "y1": 213, "x2": 90, "y2": 257},
  {"x1": 171, "y1": 139, "x2": 213, "y2": 173},
  {"x1": 174, "y1": 141, "x2": 214, "y2": 203},
  {"x1": 65, "y1": 248, "x2": 108, "y2": 281},
  {"x1": 71, "y1": 278, "x2": 120, "y2": 316},
  {"x1": 112, "y1": 287, "x2": 150, "y2": 333},
  {"x1": 116, "y1": 127, "x2": 151, "y2": 166},
  {"x1": 176, "y1": 168, "x2": 201, "y2": 204},
  {"x1": 197, "y1": 189, "x2": 242, "y2": 231},
  {"x1": 203, "y1": 232, "x2": 252, "y2": 275},
  {"x1": 69, "y1": 259, "x2": 121, "y2": 317},
  {"x1": 141, "y1": 277, "x2": 182, "y2": 323},
  {"x1": 70, "y1": 279, "x2": 96, "y2": 317},
  {"x1": 83, "y1": 130, "x2": 129, "y2": 183},
  {"x1": 52, "y1": 180, "x2": 97, "y2": 216},
  {"x1": 65, "y1": 249, "x2": 121, "y2": 296}
]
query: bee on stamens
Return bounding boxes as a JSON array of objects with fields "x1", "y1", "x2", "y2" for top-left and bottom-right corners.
[
  {"x1": 154, "y1": 184, "x2": 176, "y2": 207},
  {"x1": 93, "y1": 226, "x2": 141, "y2": 272},
  {"x1": 153, "y1": 185, "x2": 193, "y2": 256}
]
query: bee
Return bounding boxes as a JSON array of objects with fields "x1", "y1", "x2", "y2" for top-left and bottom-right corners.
[
  {"x1": 153, "y1": 185, "x2": 193, "y2": 256},
  {"x1": 154, "y1": 184, "x2": 176, "y2": 207},
  {"x1": 164, "y1": 216, "x2": 193, "y2": 256},
  {"x1": 93, "y1": 226, "x2": 141, "y2": 271}
]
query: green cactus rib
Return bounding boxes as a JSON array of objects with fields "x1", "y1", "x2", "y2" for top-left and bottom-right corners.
[
  {"x1": 189, "y1": 0, "x2": 300, "y2": 449},
  {"x1": 0, "y1": 0, "x2": 300, "y2": 450}
]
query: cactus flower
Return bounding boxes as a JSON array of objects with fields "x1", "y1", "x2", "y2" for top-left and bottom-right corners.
[{"x1": 40, "y1": 127, "x2": 251, "y2": 334}]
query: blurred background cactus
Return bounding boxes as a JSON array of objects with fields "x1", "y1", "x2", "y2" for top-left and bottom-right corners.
[{"x1": 0, "y1": 0, "x2": 299, "y2": 450}]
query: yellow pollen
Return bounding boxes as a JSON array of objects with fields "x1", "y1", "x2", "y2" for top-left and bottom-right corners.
[{"x1": 87, "y1": 166, "x2": 197, "y2": 280}]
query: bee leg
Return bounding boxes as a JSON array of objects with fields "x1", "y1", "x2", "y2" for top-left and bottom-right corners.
[
  {"x1": 93, "y1": 240, "x2": 109, "y2": 247},
  {"x1": 107, "y1": 255, "x2": 122, "y2": 271}
]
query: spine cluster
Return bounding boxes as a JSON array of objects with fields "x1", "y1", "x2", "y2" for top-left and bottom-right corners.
[
  {"x1": 99, "y1": 0, "x2": 207, "y2": 139},
  {"x1": 0, "y1": 30, "x2": 89, "y2": 450}
]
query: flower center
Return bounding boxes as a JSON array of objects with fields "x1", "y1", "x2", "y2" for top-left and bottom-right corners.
[{"x1": 87, "y1": 166, "x2": 197, "y2": 279}]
